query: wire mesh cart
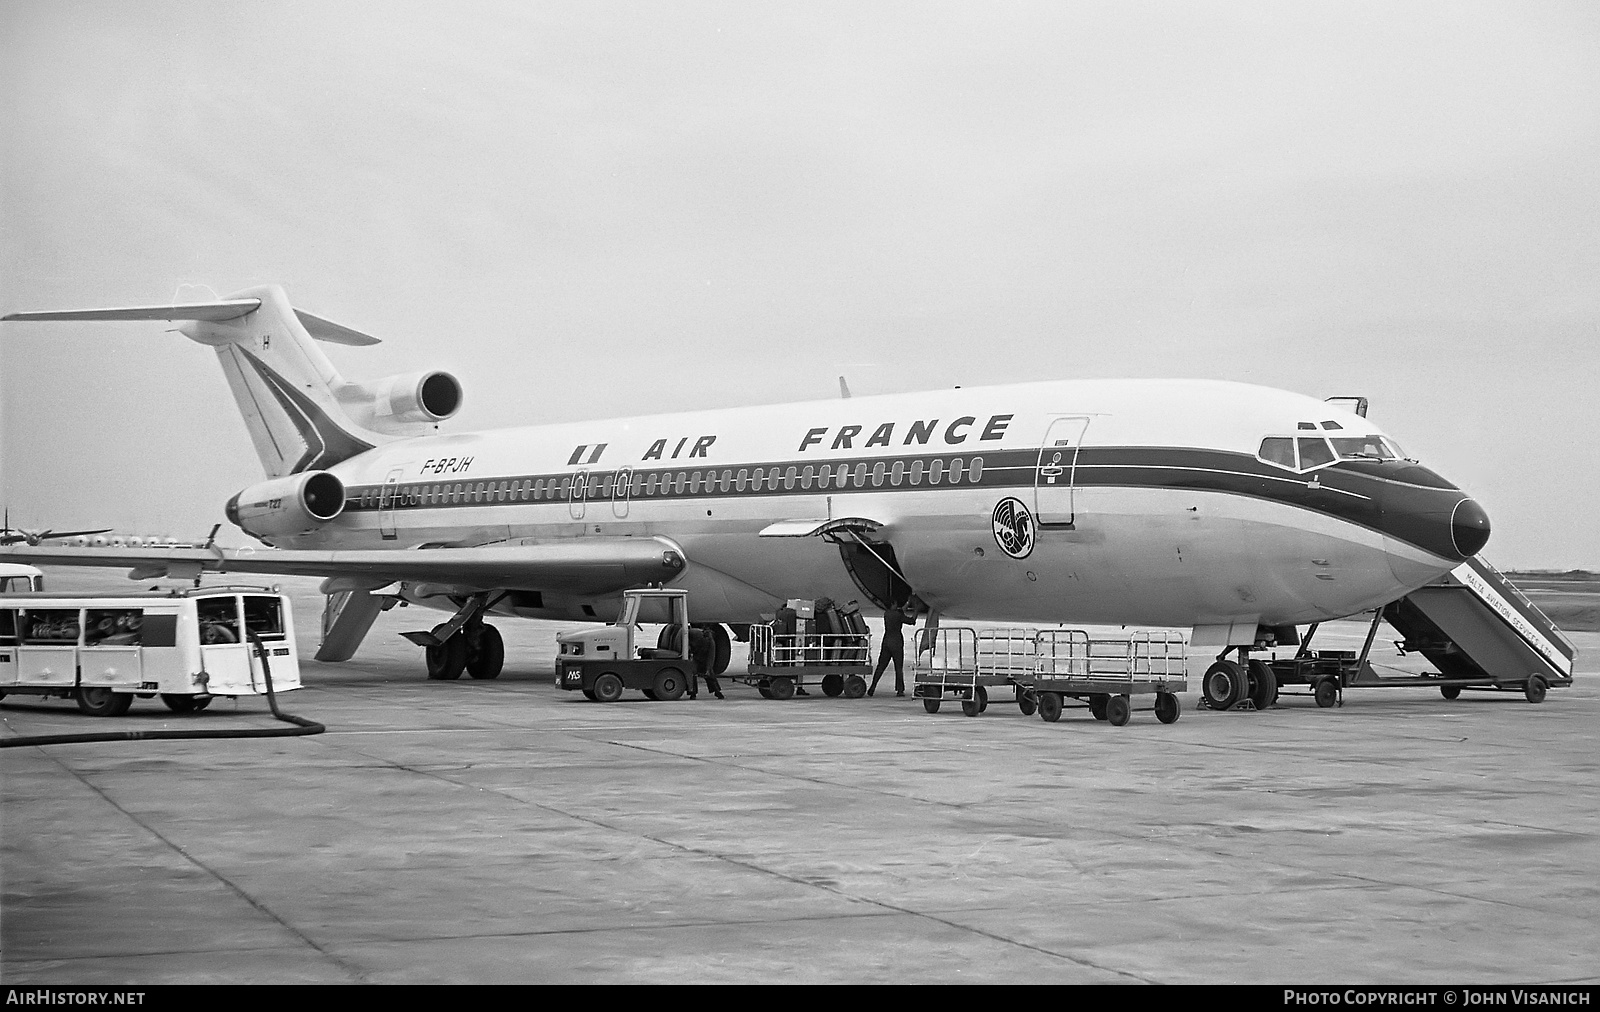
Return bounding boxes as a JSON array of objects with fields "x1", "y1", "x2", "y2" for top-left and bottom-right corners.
[
  {"x1": 732, "y1": 623, "x2": 873, "y2": 700},
  {"x1": 911, "y1": 627, "x2": 1041, "y2": 717},
  {"x1": 1032, "y1": 630, "x2": 1188, "y2": 725}
]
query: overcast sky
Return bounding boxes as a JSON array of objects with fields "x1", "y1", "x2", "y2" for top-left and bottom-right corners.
[{"x1": 2, "y1": 1, "x2": 1597, "y2": 568}]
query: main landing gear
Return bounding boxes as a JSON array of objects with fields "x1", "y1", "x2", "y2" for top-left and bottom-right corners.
[{"x1": 406, "y1": 593, "x2": 507, "y2": 681}]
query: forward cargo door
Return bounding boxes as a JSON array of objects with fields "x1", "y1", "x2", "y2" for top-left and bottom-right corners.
[{"x1": 1034, "y1": 416, "x2": 1091, "y2": 529}]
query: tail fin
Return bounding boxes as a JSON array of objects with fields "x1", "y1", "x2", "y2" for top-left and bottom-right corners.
[{"x1": 5, "y1": 285, "x2": 389, "y2": 478}]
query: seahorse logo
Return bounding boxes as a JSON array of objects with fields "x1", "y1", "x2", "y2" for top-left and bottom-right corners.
[{"x1": 991, "y1": 497, "x2": 1035, "y2": 559}]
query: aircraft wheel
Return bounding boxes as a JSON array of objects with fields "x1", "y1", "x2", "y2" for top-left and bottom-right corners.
[
  {"x1": 1247, "y1": 660, "x2": 1277, "y2": 710},
  {"x1": 769, "y1": 676, "x2": 796, "y2": 701},
  {"x1": 1089, "y1": 694, "x2": 1109, "y2": 721},
  {"x1": 1202, "y1": 661, "x2": 1247, "y2": 710},
  {"x1": 1154, "y1": 691, "x2": 1180, "y2": 724},
  {"x1": 1106, "y1": 694, "x2": 1131, "y2": 726},
  {"x1": 592, "y1": 672, "x2": 624, "y2": 702},
  {"x1": 923, "y1": 697, "x2": 941, "y2": 714},
  {"x1": 75, "y1": 688, "x2": 132, "y2": 717},
  {"x1": 653, "y1": 668, "x2": 687, "y2": 701},
  {"x1": 1524, "y1": 676, "x2": 1547, "y2": 704},
  {"x1": 975, "y1": 685, "x2": 988, "y2": 713},
  {"x1": 843, "y1": 675, "x2": 867, "y2": 699},
  {"x1": 466, "y1": 625, "x2": 504, "y2": 679},
  {"x1": 1017, "y1": 688, "x2": 1037, "y2": 716},
  {"x1": 1314, "y1": 678, "x2": 1339, "y2": 708},
  {"x1": 160, "y1": 694, "x2": 210, "y2": 714},
  {"x1": 710, "y1": 624, "x2": 731, "y2": 675},
  {"x1": 821, "y1": 674, "x2": 844, "y2": 697},
  {"x1": 1038, "y1": 691, "x2": 1064, "y2": 723},
  {"x1": 1440, "y1": 684, "x2": 1461, "y2": 700},
  {"x1": 426, "y1": 636, "x2": 467, "y2": 680}
]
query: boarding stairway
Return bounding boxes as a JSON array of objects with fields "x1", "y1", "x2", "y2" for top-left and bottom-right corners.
[{"x1": 1376, "y1": 555, "x2": 1575, "y2": 690}]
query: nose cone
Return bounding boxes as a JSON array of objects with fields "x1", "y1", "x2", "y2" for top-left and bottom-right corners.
[{"x1": 1451, "y1": 498, "x2": 1491, "y2": 558}]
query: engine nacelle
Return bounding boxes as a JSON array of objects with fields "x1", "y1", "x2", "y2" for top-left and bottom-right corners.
[
  {"x1": 335, "y1": 370, "x2": 463, "y2": 430},
  {"x1": 225, "y1": 471, "x2": 346, "y2": 541}
]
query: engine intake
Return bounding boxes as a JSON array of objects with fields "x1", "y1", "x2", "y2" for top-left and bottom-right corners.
[
  {"x1": 226, "y1": 471, "x2": 346, "y2": 542},
  {"x1": 336, "y1": 370, "x2": 463, "y2": 430}
]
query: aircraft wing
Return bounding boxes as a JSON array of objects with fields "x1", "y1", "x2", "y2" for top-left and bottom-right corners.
[{"x1": 0, "y1": 538, "x2": 686, "y2": 596}]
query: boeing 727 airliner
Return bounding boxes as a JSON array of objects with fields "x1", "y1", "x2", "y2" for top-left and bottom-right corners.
[{"x1": 2, "y1": 286, "x2": 1490, "y2": 693}]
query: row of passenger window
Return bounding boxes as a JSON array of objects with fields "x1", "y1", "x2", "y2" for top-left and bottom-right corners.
[{"x1": 357, "y1": 456, "x2": 988, "y2": 509}]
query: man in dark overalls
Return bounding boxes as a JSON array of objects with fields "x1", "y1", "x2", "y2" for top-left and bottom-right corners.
[
  {"x1": 688, "y1": 625, "x2": 723, "y2": 699},
  {"x1": 869, "y1": 603, "x2": 913, "y2": 697}
]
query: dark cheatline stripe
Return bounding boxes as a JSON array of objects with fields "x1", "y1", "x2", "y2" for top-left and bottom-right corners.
[{"x1": 339, "y1": 445, "x2": 1465, "y2": 559}]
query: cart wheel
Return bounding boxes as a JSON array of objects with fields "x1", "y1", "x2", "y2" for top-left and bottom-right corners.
[
  {"x1": 592, "y1": 672, "x2": 624, "y2": 703},
  {"x1": 1017, "y1": 689, "x2": 1037, "y2": 716},
  {"x1": 1038, "y1": 691, "x2": 1063, "y2": 723},
  {"x1": 961, "y1": 698, "x2": 980, "y2": 717},
  {"x1": 653, "y1": 667, "x2": 687, "y2": 701},
  {"x1": 1202, "y1": 660, "x2": 1247, "y2": 710},
  {"x1": 642, "y1": 688, "x2": 659, "y2": 700},
  {"x1": 75, "y1": 688, "x2": 132, "y2": 717},
  {"x1": 975, "y1": 685, "x2": 988, "y2": 713},
  {"x1": 843, "y1": 675, "x2": 867, "y2": 699},
  {"x1": 1154, "y1": 691, "x2": 1180, "y2": 724},
  {"x1": 923, "y1": 697, "x2": 941, "y2": 714},
  {"x1": 821, "y1": 674, "x2": 844, "y2": 697},
  {"x1": 466, "y1": 624, "x2": 504, "y2": 679},
  {"x1": 582, "y1": 688, "x2": 597, "y2": 701},
  {"x1": 1247, "y1": 660, "x2": 1277, "y2": 710},
  {"x1": 1106, "y1": 694, "x2": 1131, "y2": 726},
  {"x1": 1524, "y1": 676, "x2": 1547, "y2": 704},
  {"x1": 426, "y1": 636, "x2": 468, "y2": 680},
  {"x1": 1089, "y1": 694, "x2": 1108, "y2": 721},
  {"x1": 1314, "y1": 678, "x2": 1339, "y2": 708},
  {"x1": 769, "y1": 676, "x2": 796, "y2": 701},
  {"x1": 758, "y1": 685, "x2": 774, "y2": 699},
  {"x1": 1440, "y1": 684, "x2": 1461, "y2": 700},
  {"x1": 160, "y1": 694, "x2": 210, "y2": 714}
]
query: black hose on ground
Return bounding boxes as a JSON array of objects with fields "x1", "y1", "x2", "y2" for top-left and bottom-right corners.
[{"x1": 0, "y1": 631, "x2": 324, "y2": 748}]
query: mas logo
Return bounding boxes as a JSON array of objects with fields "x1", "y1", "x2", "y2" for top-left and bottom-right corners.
[{"x1": 991, "y1": 497, "x2": 1035, "y2": 559}]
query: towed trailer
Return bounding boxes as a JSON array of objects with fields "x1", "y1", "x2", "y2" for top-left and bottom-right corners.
[
  {"x1": 0, "y1": 585, "x2": 300, "y2": 716},
  {"x1": 733, "y1": 623, "x2": 873, "y2": 700},
  {"x1": 912, "y1": 626, "x2": 1188, "y2": 725}
]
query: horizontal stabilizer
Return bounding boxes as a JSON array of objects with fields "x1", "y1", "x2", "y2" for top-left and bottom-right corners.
[
  {"x1": 294, "y1": 309, "x2": 382, "y2": 346},
  {"x1": 2, "y1": 300, "x2": 261, "y2": 323}
]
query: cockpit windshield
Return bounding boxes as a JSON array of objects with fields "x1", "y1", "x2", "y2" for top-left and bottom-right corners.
[{"x1": 1330, "y1": 436, "x2": 1399, "y2": 461}]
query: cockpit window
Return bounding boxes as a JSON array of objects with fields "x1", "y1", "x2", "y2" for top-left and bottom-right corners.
[
  {"x1": 1330, "y1": 436, "x2": 1396, "y2": 461},
  {"x1": 1297, "y1": 437, "x2": 1336, "y2": 469},
  {"x1": 1258, "y1": 437, "x2": 1296, "y2": 469},
  {"x1": 1320, "y1": 420, "x2": 1343, "y2": 430}
]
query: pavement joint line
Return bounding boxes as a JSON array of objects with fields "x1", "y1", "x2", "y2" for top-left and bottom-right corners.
[
  {"x1": 318, "y1": 736, "x2": 1156, "y2": 983},
  {"x1": 37, "y1": 752, "x2": 371, "y2": 985}
]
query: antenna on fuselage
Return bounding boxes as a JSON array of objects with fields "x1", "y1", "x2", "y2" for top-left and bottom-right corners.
[{"x1": 838, "y1": 376, "x2": 852, "y2": 399}]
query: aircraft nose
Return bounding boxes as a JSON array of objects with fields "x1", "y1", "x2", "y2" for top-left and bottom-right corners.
[{"x1": 1451, "y1": 498, "x2": 1491, "y2": 558}]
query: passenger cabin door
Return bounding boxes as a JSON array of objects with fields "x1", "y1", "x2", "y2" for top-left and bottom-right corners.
[
  {"x1": 1034, "y1": 416, "x2": 1091, "y2": 529},
  {"x1": 379, "y1": 468, "x2": 404, "y2": 540}
]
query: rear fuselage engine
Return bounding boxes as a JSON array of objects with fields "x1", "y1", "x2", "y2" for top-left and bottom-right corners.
[{"x1": 225, "y1": 471, "x2": 346, "y2": 542}]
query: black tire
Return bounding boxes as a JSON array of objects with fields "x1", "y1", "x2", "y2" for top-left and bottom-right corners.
[
  {"x1": 1089, "y1": 694, "x2": 1108, "y2": 721},
  {"x1": 710, "y1": 624, "x2": 731, "y2": 675},
  {"x1": 1440, "y1": 684, "x2": 1462, "y2": 700},
  {"x1": 1017, "y1": 689, "x2": 1037, "y2": 716},
  {"x1": 582, "y1": 688, "x2": 597, "y2": 701},
  {"x1": 1202, "y1": 661, "x2": 1247, "y2": 710},
  {"x1": 923, "y1": 697, "x2": 941, "y2": 714},
  {"x1": 769, "y1": 676, "x2": 795, "y2": 701},
  {"x1": 758, "y1": 685, "x2": 774, "y2": 699},
  {"x1": 843, "y1": 674, "x2": 867, "y2": 699},
  {"x1": 1248, "y1": 660, "x2": 1277, "y2": 710},
  {"x1": 1106, "y1": 694, "x2": 1131, "y2": 726},
  {"x1": 592, "y1": 672, "x2": 624, "y2": 702},
  {"x1": 466, "y1": 624, "x2": 504, "y2": 680},
  {"x1": 75, "y1": 687, "x2": 132, "y2": 717},
  {"x1": 426, "y1": 636, "x2": 467, "y2": 680},
  {"x1": 1524, "y1": 676, "x2": 1547, "y2": 704},
  {"x1": 642, "y1": 688, "x2": 659, "y2": 700},
  {"x1": 975, "y1": 685, "x2": 988, "y2": 713},
  {"x1": 1154, "y1": 692, "x2": 1180, "y2": 724},
  {"x1": 1038, "y1": 691, "x2": 1063, "y2": 723},
  {"x1": 160, "y1": 693, "x2": 211, "y2": 714},
  {"x1": 821, "y1": 674, "x2": 845, "y2": 697},
  {"x1": 1314, "y1": 678, "x2": 1338, "y2": 708},
  {"x1": 653, "y1": 667, "x2": 687, "y2": 701},
  {"x1": 961, "y1": 698, "x2": 980, "y2": 717}
]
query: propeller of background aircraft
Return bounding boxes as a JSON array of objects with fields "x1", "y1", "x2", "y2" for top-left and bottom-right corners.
[{"x1": 0, "y1": 507, "x2": 111, "y2": 547}]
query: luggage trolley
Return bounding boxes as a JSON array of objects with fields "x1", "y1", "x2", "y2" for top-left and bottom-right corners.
[
  {"x1": 1032, "y1": 629, "x2": 1188, "y2": 726},
  {"x1": 736, "y1": 622, "x2": 873, "y2": 700},
  {"x1": 913, "y1": 626, "x2": 1038, "y2": 717}
]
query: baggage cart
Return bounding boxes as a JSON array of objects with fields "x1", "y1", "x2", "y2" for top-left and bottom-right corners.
[
  {"x1": 912, "y1": 626, "x2": 1039, "y2": 717},
  {"x1": 1032, "y1": 629, "x2": 1187, "y2": 725},
  {"x1": 732, "y1": 622, "x2": 873, "y2": 700}
]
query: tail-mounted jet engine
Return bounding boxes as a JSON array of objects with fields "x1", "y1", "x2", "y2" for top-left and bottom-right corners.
[
  {"x1": 225, "y1": 471, "x2": 346, "y2": 542},
  {"x1": 335, "y1": 370, "x2": 463, "y2": 432}
]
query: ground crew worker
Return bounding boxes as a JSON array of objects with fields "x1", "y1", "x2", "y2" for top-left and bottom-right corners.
[
  {"x1": 687, "y1": 625, "x2": 723, "y2": 699},
  {"x1": 869, "y1": 603, "x2": 913, "y2": 697}
]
